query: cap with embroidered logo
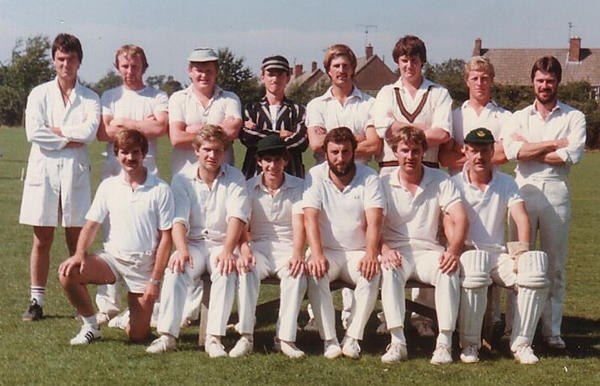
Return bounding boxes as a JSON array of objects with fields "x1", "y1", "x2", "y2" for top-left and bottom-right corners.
[{"x1": 464, "y1": 127, "x2": 495, "y2": 144}]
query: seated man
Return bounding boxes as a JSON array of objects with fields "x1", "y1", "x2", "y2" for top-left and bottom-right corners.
[
  {"x1": 146, "y1": 125, "x2": 250, "y2": 357},
  {"x1": 453, "y1": 128, "x2": 549, "y2": 364},
  {"x1": 379, "y1": 126, "x2": 467, "y2": 365},
  {"x1": 237, "y1": 135, "x2": 307, "y2": 358},
  {"x1": 303, "y1": 127, "x2": 383, "y2": 359},
  {"x1": 58, "y1": 129, "x2": 174, "y2": 344}
]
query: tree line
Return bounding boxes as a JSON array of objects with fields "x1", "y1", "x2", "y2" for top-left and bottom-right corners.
[{"x1": 1, "y1": 35, "x2": 599, "y2": 147}]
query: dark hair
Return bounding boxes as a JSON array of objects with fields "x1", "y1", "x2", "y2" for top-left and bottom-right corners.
[
  {"x1": 323, "y1": 127, "x2": 357, "y2": 153},
  {"x1": 113, "y1": 129, "x2": 148, "y2": 156},
  {"x1": 392, "y1": 35, "x2": 426, "y2": 63},
  {"x1": 52, "y1": 33, "x2": 83, "y2": 63},
  {"x1": 530, "y1": 56, "x2": 562, "y2": 83}
]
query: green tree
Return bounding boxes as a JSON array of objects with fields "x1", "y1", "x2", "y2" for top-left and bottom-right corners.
[
  {"x1": 146, "y1": 74, "x2": 183, "y2": 96},
  {"x1": 423, "y1": 58, "x2": 468, "y2": 107},
  {"x1": 0, "y1": 35, "x2": 55, "y2": 126},
  {"x1": 216, "y1": 48, "x2": 261, "y2": 105},
  {"x1": 89, "y1": 70, "x2": 122, "y2": 96}
]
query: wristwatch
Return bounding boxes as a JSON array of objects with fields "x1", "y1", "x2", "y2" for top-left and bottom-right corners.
[{"x1": 150, "y1": 278, "x2": 161, "y2": 286}]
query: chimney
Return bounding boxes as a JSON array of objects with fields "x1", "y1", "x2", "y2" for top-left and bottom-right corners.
[
  {"x1": 569, "y1": 36, "x2": 581, "y2": 62},
  {"x1": 365, "y1": 44, "x2": 373, "y2": 59},
  {"x1": 311, "y1": 61, "x2": 317, "y2": 72},
  {"x1": 473, "y1": 38, "x2": 482, "y2": 56},
  {"x1": 294, "y1": 64, "x2": 303, "y2": 78}
]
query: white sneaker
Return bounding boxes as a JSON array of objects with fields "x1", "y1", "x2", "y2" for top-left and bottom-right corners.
[
  {"x1": 513, "y1": 345, "x2": 539, "y2": 364},
  {"x1": 70, "y1": 325, "x2": 101, "y2": 345},
  {"x1": 274, "y1": 339, "x2": 305, "y2": 359},
  {"x1": 303, "y1": 318, "x2": 319, "y2": 332},
  {"x1": 341, "y1": 336, "x2": 361, "y2": 359},
  {"x1": 430, "y1": 344, "x2": 453, "y2": 365},
  {"x1": 323, "y1": 339, "x2": 342, "y2": 359},
  {"x1": 460, "y1": 345, "x2": 479, "y2": 363},
  {"x1": 381, "y1": 343, "x2": 408, "y2": 364},
  {"x1": 229, "y1": 336, "x2": 253, "y2": 358},
  {"x1": 108, "y1": 309, "x2": 130, "y2": 330},
  {"x1": 96, "y1": 312, "x2": 111, "y2": 325},
  {"x1": 146, "y1": 335, "x2": 176, "y2": 354},
  {"x1": 544, "y1": 335, "x2": 566, "y2": 349},
  {"x1": 206, "y1": 336, "x2": 227, "y2": 358}
]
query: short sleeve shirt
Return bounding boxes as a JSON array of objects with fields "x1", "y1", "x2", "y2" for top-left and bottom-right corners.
[{"x1": 303, "y1": 162, "x2": 384, "y2": 251}]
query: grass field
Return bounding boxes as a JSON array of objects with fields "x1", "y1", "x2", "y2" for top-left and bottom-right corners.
[{"x1": 0, "y1": 126, "x2": 599, "y2": 385}]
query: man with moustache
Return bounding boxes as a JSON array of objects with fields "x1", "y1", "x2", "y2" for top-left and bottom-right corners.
[
  {"x1": 95, "y1": 44, "x2": 169, "y2": 324},
  {"x1": 503, "y1": 56, "x2": 586, "y2": 350},
  {"x1": 20, "y1": 33, "x2": 100, "y2": 321},
  {"x1": 303, "y1": 127, "x2": 383, "y2": 359},
  {"x1": 240, "y1": 55, "x2": 308, "y2": 179},
  {"x1": 58, "y1": 129, "x2": 174, "y2": 345}
]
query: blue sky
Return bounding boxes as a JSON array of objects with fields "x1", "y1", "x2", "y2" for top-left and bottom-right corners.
[{"x1": 2, "y1": 0, "x2": 599, "y2": 84}]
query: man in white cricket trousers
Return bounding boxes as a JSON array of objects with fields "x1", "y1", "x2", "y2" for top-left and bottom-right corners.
[
  {"x1": 303, "y1": 127, "x2": 383, "y2": 360},
  {"x1": 58, "y1": 129, "x2": 174, "y2": 345},
  {"x1": 305, "y1": 44, "x2": 381, "y2": 330},
  {"x1": 453, "y1": 128, "x2": 549, "y2": 364},
  {"x1": 20, "y1": 33, "x2": 100, "y2": 321},
  {"x1": 503, "y1": 56, "x2": 586, "y2": 350},
  {"x1": 236, "y1": 135, "x2": 307, "y2": 358},
  {"x1": 146, "y1": 125, "x2": 251, "y2": 357},
  {"x1": 378, "y1": 126, "x2": 467, "y2": 365},
  {"x1": 94, "y1": 44, "x2": 169, "y2": 324}
]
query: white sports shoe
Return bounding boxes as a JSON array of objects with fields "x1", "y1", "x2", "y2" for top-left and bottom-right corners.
[
  {"x1": 460, "y1": 345, "x2": 479, "y2": 363},
  {"x1": 274, "y1": 339, "x2": 305, "y2": 359},
  {"x1": 303, "y1": 318, "x2": 319, "y2": 332},
  {"x1": 323, "y1": 339, "x2": 342, "y2": 359},
  {"x1": 381, "y1": 343, "x2": 408, "y2": 364},
  {"x1": 146, "y1": 335, "x2": 176, "y2": 354},
  {"x1": 544, "y1": 335, "x2": 566, "y2": 349},
  {"x1": 70, "y1": 325, "x2": 101, "y2": 345},
  {"x1": 229, "y1": 336, "x2": 253, "y2": 358},
  {"x1": 513, "y1": 345, "x2": 539, "y2": 364},
  {"x1": 108, "y1": 309, "x2": 130, "y2": 330},
  {"x1": 96, "y1": 312, "x2": 111, "y2": 325},
  {"x1": 206, "y1": 336, "x2": 228, "y2": 358},
  {"x1": 341, "y1": 336, "x2": 361, "y2": 359},
  {"x1": 430, "y1": 344, "x2": 453, "y2": 365}
]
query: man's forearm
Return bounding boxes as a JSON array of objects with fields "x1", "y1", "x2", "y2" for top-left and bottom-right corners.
[
  {"x1": 304, "y1": 208, "x2": 324, "y2": 257},
  {"x1": 365, "y1": 208, "x2": 383, "y2": 258},
  {"x1": 222, "y1": 217, "x2": 245, "y2": 254},
  {"x1": 152, "y1": 230, "x2": 173, "y2": 281}
]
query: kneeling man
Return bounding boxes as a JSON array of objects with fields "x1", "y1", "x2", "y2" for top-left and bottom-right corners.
[
  {"x1": 146, "y1": 125, "x2": 250, "y2": 357},
  {"x1": 304, "y1": 127, "x2": 383, "y2": 359},
  {"x1": 237, "y1": 135, "x2": 307, "y2": 358},
  {"x1": 454, "y1": 128, "x2": 549, "y2": 364},
  {"x1": 379, "y1": 126, "x2": 467, "y2": 364},
  {"x1": 59, "y1": 129, "x2": 174, "y2": 344}
]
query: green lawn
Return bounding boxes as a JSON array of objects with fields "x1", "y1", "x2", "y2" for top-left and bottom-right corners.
[{"x1": 0, "y1": 127, "x2": 599, "y2": 385}]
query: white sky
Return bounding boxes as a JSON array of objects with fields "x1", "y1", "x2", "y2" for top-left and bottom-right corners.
[{"x1": 1, "y1": 0, "x2": 599, "y2": 84}]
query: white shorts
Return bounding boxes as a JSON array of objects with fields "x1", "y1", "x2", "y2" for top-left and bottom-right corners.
[{"x1": 97, "y1": 248, "x2": 155, "y2": 294}]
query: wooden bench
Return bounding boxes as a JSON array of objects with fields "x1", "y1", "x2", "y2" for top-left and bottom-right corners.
[{"x1": 197, "y1": 275, "x2": 435, "y2": 346}]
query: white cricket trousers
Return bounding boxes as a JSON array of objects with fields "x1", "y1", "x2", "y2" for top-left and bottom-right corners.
[
  {"x1": 516, "y1": 179, "x2": 570, "y2": 338},
  {"x1": 245, "y1": 240, "x2": 307, "y2": 342},
  {"x1": 155, "y1": 240, "x2": 238, "y2": 338},
  {"x1": 306, "y1": 249, "x2": 380, "y2": 341},
  {"x1": 381, "y1": 248, "x2": 460, "y2": 333}
]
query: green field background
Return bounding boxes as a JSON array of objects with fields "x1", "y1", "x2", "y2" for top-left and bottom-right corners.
[{"x1": 0, "y1": 127, "x2": 598, "y2": 385}]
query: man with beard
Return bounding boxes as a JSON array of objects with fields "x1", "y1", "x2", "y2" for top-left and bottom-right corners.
[
  {"x1": 303, "y1": 127, "x2": 384, "y2": 359},
  {"x1": 503, "y1": 56, "x2": 586, "y2": 350},
  {"x1": 58, "y1": 129, "x2": 174, "y2": 345}
]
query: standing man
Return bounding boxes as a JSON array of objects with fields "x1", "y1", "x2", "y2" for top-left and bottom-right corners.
[
  {"x1": 453, "y1": 128, "x2": 549, "y2": 364},
  {"x1": 95, "y1": 44, "x2": 169, "y2": 323},
  {"x1": 372, "y1": 35, "x2": 453, "y2": 175},
  {"x1": 503, "y1": 56, "x2": 586, "y2": 349},
  {"x1": 146, "y1": 125, "x2": 251, "y2": 357},
  {"x1": 303, "y1": 127, "x2": 383, "y2": 359},
  {"x1": 379, "y1": 126, "x2": 466, "y2": 365},
  {"x1": 169, "y1": 47, "x2": 243, "y2": 175},
  {"x1": 306, "y1": 44, "x2": 381, "y2": 165},
  {"x1": 240, "y1": 55, "x2": 308, "y2": 179},
  {"x1": 58, "y1": 129, "x2": 174, "y2": 344},
  {"x1": 439, "y1": 56, "x2": 511, "y2": 174},
  {"x1": 237, "y1": 135, "x2": 307, "y2": 358},
  {"x1": 20, "y1": 33, "x2": 100, "y2": 321}
]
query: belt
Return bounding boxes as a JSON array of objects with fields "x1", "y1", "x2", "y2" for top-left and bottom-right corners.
[{"x1": 378, "y1": 161, "x2": 440, "y2": 169}]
